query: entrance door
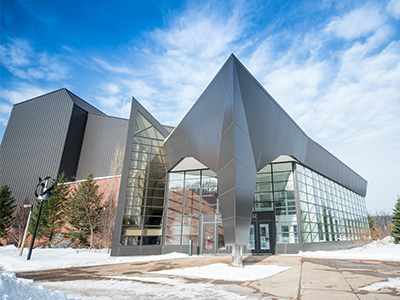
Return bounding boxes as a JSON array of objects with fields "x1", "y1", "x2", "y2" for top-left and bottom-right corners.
[
  {"x1": 203, "y1": 224, "x2": 214, "y2": 253},
  {"x1": 202, "y1": 223, "x2": 225, "y2": 254},
  {"x1": 259, "y1": 223, "x2": 271, "y2": 251},
  {"x1": 247, "y1": 219, "x2": 275, "y2": 254}
]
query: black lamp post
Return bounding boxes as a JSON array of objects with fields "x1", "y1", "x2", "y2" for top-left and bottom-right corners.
[{"x1": 27, "y1": 176, "x2": 55, "y2": 261}]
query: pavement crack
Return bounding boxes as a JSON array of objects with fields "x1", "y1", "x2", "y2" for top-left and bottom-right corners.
[
  {"x1": 296, "y1": 257, "x2": 303, "y2": 300},
  {"x1": 340, "y1": 270, "x2": 361, "y2": 300}
]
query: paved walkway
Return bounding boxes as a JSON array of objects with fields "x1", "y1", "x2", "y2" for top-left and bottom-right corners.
[{"x1": 17, "y1": 255, "x2": 400, "y2": 299}]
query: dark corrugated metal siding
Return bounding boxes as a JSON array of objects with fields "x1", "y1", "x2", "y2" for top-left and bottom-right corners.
[
  {"x1": 75, "y1": 114, "x2": 129, "y2": 180},
  {"x1": 0, "y1": 89, "x2": 74, "y2": 203},
  {"x1": 58, "y1": 105, "x2": 88, "y2": 180}
]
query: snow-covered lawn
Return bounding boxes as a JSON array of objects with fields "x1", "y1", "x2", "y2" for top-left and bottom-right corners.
[
  {"x1": 1, "y1": 238, "x2": 400, "y2": 299},
  {"x1": 0, "y1": 245, "x2": 188, "y2": 272},
  {"x1": 294, "y1": 236, "x2": 400, "y2": 261}
]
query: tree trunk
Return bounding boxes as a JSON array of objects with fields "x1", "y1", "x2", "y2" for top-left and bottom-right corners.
[{"x1": 90, "y1": 226, "x2": 94, "y2": 249}]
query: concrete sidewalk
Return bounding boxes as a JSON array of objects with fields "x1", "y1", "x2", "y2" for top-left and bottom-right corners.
[{"x1": 17, "y1": 255, "x2": 400, "y2": 299}]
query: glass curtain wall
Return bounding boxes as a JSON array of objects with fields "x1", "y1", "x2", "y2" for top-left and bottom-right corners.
[
  {"x1": 120, "y1": 111, "x2": 167, "y2": 246},
  {"x1": 296, "y1": 164, "x2": 368, "y2": 243},
  {"x1": 164, "y1": 161, "x2": 368, "y2": 250},
  {"x1": 255, "y1": 163, "x2": 298, "y2": 244},
  {"x1": 165, "y1": 169, "x2": 218, "y2": 246}
]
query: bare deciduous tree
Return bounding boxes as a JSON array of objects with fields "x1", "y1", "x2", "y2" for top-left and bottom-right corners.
[
  {"x1": 9, "y1": 198, "x2": 31, "y2": 247},
  {"x1": 94, "y1": 146, "x2": 124, "y2": 250}
]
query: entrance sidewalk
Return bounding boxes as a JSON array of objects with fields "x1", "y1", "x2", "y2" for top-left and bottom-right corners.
[{"x1": 16, "y1": 255, "x2": 400, "y2": 299}]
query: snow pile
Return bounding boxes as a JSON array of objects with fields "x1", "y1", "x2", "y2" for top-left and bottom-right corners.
[
  {"x1": 0, "y1": 245, "x2": 188, "y2": 272},
  {"x1": 151, "y1": 263, "x2": 291, "y2": 281},
  {"x1": 0, "y1": 272, "x2": 71, "y2": 300},
  {"x1": 296, "y1": 237, "x2": 400, "y2": 261},
  {"x1": 42, "y1": 277, "x2": 266, "y2": 300},
  {"x1": 359, "y1": 277, "x2": 400, "y2": 294}
]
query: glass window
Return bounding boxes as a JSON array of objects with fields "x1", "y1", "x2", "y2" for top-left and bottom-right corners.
[
  {"x1": 247, "y1": 225, "x2": 255, "y2": 250},
  {"x1": 297, "y1": 164, "x2": 304, "y2": 174},
  {"x1": 255, "y1": 201, "x2": 274, "y2": 211},
  {"x1": 255, "y1": 182, "x2": 273, "y2": 192},
  {"x1": 296, "y1": 172, "x2": 305, "y2": 183},
  {"x1": 182, "y1": 235, "x2": 199, "y2": 245},
  {"x1": 281, "y1": 225, "x2": 290, "y2": 243},
  {"x1": 257, "y1": 173, "x2": 272, "y2": 183},
  {"x1": 273, "y1": 172, "x2": 292, "y2": 182},
  {"x1": 273, "y1": 163, "x2": 292, "y2": 172},
  {"x1": 165, "y1": 236, "x2": 180, "y2": 245},
  {"x1": 303, "y1": 233, "x2": 312, "y2": 243},
  {"x1": 255, "y1": 192, "x2": 274, "y2": 202},
  {"x1": 258, "y1": 164, "x2": 272, "y2": 173},
  {"x1": 168, "y1": 198, "x2": 183, "y2": 207}
]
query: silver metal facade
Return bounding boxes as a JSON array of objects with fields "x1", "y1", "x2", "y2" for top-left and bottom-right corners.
[{"x1": 164, "y1": 54, "x2": 367, "y2": 248}]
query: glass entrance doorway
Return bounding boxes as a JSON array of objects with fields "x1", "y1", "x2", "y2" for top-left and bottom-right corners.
[
  {"x1": 202, "y1": 223, "x2": 225, "y2": 254},
  {"x1": 247, "y1": 212, "x2": 275, "y2": 254}
]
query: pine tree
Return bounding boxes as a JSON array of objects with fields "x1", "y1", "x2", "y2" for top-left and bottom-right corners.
[
  {"x1": 0, "y1": 185, "x2": 16, "y2": 241},
  {"x1": 67, "y1": 172, "x2": 104, "y2": 249},
  {"x1": 391, "y1": 197, "x2": 400, "y2": 244},
  {"x1": 30, "y1": 173, "x2": 70, "y2": 246},
  {"x1": 368, "y1": 214, "x2": 376, "y2": 231},
  {"x1": 367, "y1": 214, "x2": 377, "y2": 240}
]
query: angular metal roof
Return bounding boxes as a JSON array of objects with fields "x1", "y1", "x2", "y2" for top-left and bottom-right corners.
[{"x1": 164, "y1": 54, "x2": 367, "y2": 246}]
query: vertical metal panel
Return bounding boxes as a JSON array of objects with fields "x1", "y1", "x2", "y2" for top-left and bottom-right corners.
[
  {"x1": 75, "y1": 114, "x2": 129, "y2": 179},
  {"x1": 58, "y1": 105, "x2": 88, "y2": 179},
  {"x1": 0, "y1": 89, "x2": 74, "y2": 203}
]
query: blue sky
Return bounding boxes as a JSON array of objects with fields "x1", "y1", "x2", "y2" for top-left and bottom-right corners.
[{"x1": 1, "y1": 0, "x2": 399, "y2": 213}]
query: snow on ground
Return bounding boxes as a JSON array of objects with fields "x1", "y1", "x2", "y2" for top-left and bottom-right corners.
[
  {"x1": 1, "y1": 238, "x2": 400, "y2": 299},
  {"x1": 294, "y1": 237, "x2": 400, "y2": 261},
  {"x1": 0, "y1": 272, "x2": 71, "y2": 300},
  {"x1": 359, "y1": 277, "x2": 400, "y2": 295},
  {"x1": 41, "y1": 277, "x2": 269, "y2": 300},
  {"x1": 151, "y1": 263, "x2": 291, "y2": 281},
  {"x1": 0, "y1": 245, "x2": 188, "y2": 272}
]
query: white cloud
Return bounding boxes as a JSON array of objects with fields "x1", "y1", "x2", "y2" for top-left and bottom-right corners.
[
  {"x1": 92, "y1": 58, "x2": 132, "y2": 75},
  {"x1": 325, "y1": 5, "x2": 385, "y2": 40},
  {"x1": 0, "y1": 103, "x2": 12, "y2": 114},
  {"x1": 387, "y1": 0, "x2": 400, "y2": 19},
  {"x1": 1, "y1": 84, "x2": 50, "y2": 104},
  {"x1": 0, "y1": 84, "x2": 53, "y2": 126},
  {"x1": 0, "y1": 39, "x2": 32, "y2": 66},
  {"x1": 0, "y1": 38, "x2": 69, "y2": 81},
  {"x1": 92, "y1": 2, "x2": 248, "y2": 126},
  {"x1": 238, "y1": 2, "x2": 400, "y2": 213},
  {"x1": 102, "y1": 83, "x2": 120, "y2": 95}
]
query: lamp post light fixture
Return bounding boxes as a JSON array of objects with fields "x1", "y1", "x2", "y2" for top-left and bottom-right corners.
[
  {"x1": 18, "y1": 204, "x2": 33, "y2": 256},
  {"x1": 26, "y1": 176, "x2": 55, "y2": 261}
]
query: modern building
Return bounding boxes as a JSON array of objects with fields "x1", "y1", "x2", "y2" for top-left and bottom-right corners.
[
  {"x1": 1, "y1": 55, "x2": 368, "y2": 262},
  {"x1": 0, "y1": 88, "x2": 129, "y2": 203},
  {"x1": 110, "y1": 55, "x2": 368, "y2": 264}
]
